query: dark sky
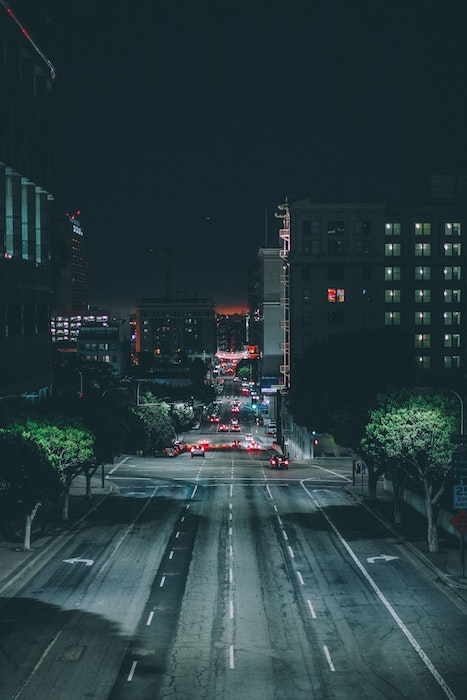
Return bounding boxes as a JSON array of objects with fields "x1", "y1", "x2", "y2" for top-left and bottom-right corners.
[{"x1": 10, "y1": 0, "x2": 467, "y2": 313}]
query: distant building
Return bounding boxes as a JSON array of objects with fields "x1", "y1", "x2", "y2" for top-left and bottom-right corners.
[
  {"x1": 136, "y1": 294, "x2": 217, "y2": 363},
  {"x1": 51, "y1": 310, "x2": 109, "y2": 346},
  {"x1": 77, "y1": 322, "x2": 130, "y2": 376},
  {"x1": 0, "y1": 6, "x2": 55, "y2": 398},
  {"x1": 217, "y1": 313, "x2": 247, "y2": 352},
  {"x1": 51, "y1": 213, "x2": 89, "y2": 311}
]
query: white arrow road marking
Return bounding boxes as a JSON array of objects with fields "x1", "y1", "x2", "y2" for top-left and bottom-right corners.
[
  {"x1": 63, "y1": 558, "x2": 94, "y2": 566},
  {"x1": 367, "y1": 555, "x2": 399, "y2": 563}
]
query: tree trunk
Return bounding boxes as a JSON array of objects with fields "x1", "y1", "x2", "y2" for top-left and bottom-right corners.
[
  {"x1": 393, "y1": 496, "x2": 402, "y2": 525},
  {"x1": 62, "y1": 475, "x2": 71, "y2": 521},
  {"x1": 367, "y1": 467, "x2": 377, "y2": 499},
  {"x1": 23, "y1": 502, "x2": 41, "y2": 551},
  {"x1": 424, "y1": 479, "x2": 439, "y2": 553},
  {"x1": 85, "y1": 471, "x2": 92, "y2": 500}
]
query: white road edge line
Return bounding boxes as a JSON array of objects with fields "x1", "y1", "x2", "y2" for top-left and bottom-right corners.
[
  {"x1": 11, "y1": 629, "x2": 63, "y2": 700},
  {"x1": 301, "y1": 480, "x2": 457, "y2": 700},
  {"x1": 323, "y1": 645, "x2": 335, "y2": 671}
]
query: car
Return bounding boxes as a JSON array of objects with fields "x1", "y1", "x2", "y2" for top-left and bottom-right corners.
[
  {"x1": 190, "y1": 445, "x2": 205, "y2": 458},
  {"x1": 230, "y1": 424, "x2": 241, "y2": 432},
  {"x1": 174, "y1": 440, "x2": 187, "y2": 453},
  {"x1": 247, "y1": 440, "x2": 261, "y2": 451},
  {"x1": 270, "y1": 454, "x2": 289, "y2": 469},
  {"x1": 218, "y1": 423, "x2": 229, "y2": 432},
  {"x1": 199, "y1": 438, "x2": 210, "y2": 448},
  {"x1": 165, "y1": 447, "x2": 178, "y2": 457}
]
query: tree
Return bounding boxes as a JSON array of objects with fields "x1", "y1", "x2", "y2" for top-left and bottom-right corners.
[
  {"x1": 0, "y1": 432, "x2": 62, "y2": 550},
  {"x1": 8, "y1": 418, "x2": 95, "y2": 520},
  {"x1": 361, "y1": 391, "x2": 456, "y2": 552}
]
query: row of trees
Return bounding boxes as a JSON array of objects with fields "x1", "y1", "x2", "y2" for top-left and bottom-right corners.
[
  {"x1": 0, "y1": 385, "x2": 202, "y2": 550},
  {"x1": 288, "y1": 329, "x2": 462, "y2": 552}
]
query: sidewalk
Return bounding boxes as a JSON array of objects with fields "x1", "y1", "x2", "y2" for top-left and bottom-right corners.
[{"x1": 0, "y1": 474, "x2": 112, "y2": 595}]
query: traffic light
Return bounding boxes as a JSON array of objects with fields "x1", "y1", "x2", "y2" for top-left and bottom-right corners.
[{"x1": 313, "y1": 438, "x2": 319, "y2": 445}]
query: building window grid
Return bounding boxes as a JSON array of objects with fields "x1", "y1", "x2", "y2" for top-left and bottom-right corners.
[
  {"x1": 415, "y1": 334, "x2": 431, "y2": 348},
  {"x1": 385, "y1": 222, "x2": 401, "y2": 236},
  {"x1": 415, "y1": 267, "x2": 431, "y2": 280},
  {"x1": 385, "y1": 289, "x2": 401, "y2": 303},
  {"x1": 444, "y1": 242, "x2": 462, "y2": 256},
  {"x1": 385, "y1": 267, "x2": 401, "y2": 281},
  {"x1": 415, "y1": 243, "x2": 431, "y2": 256},
  {"x1": 445, "y1": 223, "x2": 461, "y2": 237},
  {"x1": 415, "y1": 222, "x2": 431, "y2": 236},
  {"x1": 444, "y1": 289, "x2": 461, "y2": 303},
  {"x1": 385, "y1": 243, "x2": 401, "y2": 256}
]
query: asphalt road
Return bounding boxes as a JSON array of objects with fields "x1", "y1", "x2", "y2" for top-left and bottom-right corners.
[{"x1": 1, "y1": 430, "x2": 466, "y2": 699}]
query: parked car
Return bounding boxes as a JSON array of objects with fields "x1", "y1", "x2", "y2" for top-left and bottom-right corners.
[
  {"x1": 218, "y1": 424, "x2": 229, "y2": 432},
  {"x1": 165, "y1": 447, "x2": 178, "y2": 457},
  {"x1": 174, "y1": 440, "x2": 188, "y2": 453},
  {"x1": 190, "y1": 445, "x2": 205, "y2": 458},
  {"x1": 270, "y1": 454, "x2": 289, "y2": 469}
]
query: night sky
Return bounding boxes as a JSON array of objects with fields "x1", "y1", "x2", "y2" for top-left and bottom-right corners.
[{"x1": 10, "y1": 0, "x2": 467, "y2": 314}]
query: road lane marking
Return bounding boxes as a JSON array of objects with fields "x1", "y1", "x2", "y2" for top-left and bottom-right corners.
[
  {"x1": 229, "y1": 600, "x2": 234, "y2": 618},
  {"x1": 277, "y1": 516, "x2": 283, "y2": 525},
  {"x1": 282, "y1": 530, "x2": 288, "y2": 541},
  {"x1": 266, "y1": 484, "x2": 273, "y2": 500},
  {"x1": 106, "y1": 456, "x2": 129, "y2": 475},
  {"x1": 307, "y1": 599, "x2": 317, "y2": 619},
  {"x1": 229, "y1": 567, "x2": 233, "y2": 584},
  {"x1": 301, "y1": 481, "x2": 457, "y2": 700},
  {"x1": 190, "y1": 485, "x2": 198, "y2": 499},
  {"x1": 323, "y1": 645, "x2": 335, "y2": 671},
  {"x1": 160, "y1": 576, "x2": 166, "y2": 588},
  {"x1": 127, "y1": 661, "x2": 137, "y2": 681},
  {"x1": 175, "y1": 531, "x2": 180, "y2": 538},
  {"x1": 288, "y1": 545, "x2": 295, "y2": 558},
  {"x1": 297, "y1": 571, "x2": 305, "y2": 585},
  {"x1": 147, "y1": 611, "x2": 154, "y2": 625},
  {"x1": 181, "y1": 516, "x2": 185, "y2": 522},
  {"x1": 229, "y1": 645, "x2": 235, "y2": 669},
  {"x1": 230, "y1": 484, "x2": 233, "y2": 497},
  {"x1": 169, "y1": 550, "x2": 174, "y2": 559},
  {"x1": 229, "y1": 527, "x2": 233, "y2": 536},
  {"x1": 230, "y1": 545, "x2": 233, "y2": 557}
]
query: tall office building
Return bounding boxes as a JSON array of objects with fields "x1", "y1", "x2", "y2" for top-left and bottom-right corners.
[
  {"x1": 0, "y1": 5, "x2": 55, "y2": 398},
  {"x1": 280, "y1": 186, "x2": 467, "y2": 378},
  {"x1": 51, "y1": 213, "x2": 89, "y2": 312}
]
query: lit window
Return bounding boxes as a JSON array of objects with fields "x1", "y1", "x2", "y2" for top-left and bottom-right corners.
[
  {"x1": 303, "y1": 288, "x2": 311, "y2": 303},
  {"x1": 385, "y1": 243, "x2": 401, "y2": 256},
  {"x1": 415, "y1": 312, "x2": 431, "y2": 325},
  {"x1": 385, "y1": 289, "x2": 401, "y2": 303},
  {"x1": 444, "y1": 266, "x2": 461, "y2": 280},
  {"x1": 444, "y1": 242, "x2": 462, "y2": 256},
  {"x1": 415, "y1": 289, "x2": 431, "y2": 303},
  {"x1": 444, "y1": 356, "x2": 461, "y2": 369},
  {"x1": 415, "y1": 222, "x2": 431, "y2": 236},
  {"x1": 385, "y1": 312, "x2": 400, "y2": 325},
  {"x1": 385, "y1": 267, "x2": 400, "y2": 280},
  {"x1": 445, "y1": 223, "x2": 461, "y2": 236},
  {"x1": 415, "y1": 334, "x2": 430, "y2": 348},
  {"x1": 418, "y1": 356, "x2": 431, "y2": 369},
  {"x1": 327, "y1": 288, "x2": 345, "y2": 302},
  {"x1": 445, "y1": 334, "x2": 461, "y2": 348},
  {"x1": 415, "y1": 243, "x2": 431, "y2": 256},
  {"x1": 385, "y1": 222, "x2": 401, "y2": 236},
  {"x1": 415, "y1": 267, "x2": 431, "y2": 280},
  {"x1": 444, "y1": 311, "x2": 461, "y2": 325},
  {"x1": 444, "y1": 289, "x2": 461, "y2": 303}
]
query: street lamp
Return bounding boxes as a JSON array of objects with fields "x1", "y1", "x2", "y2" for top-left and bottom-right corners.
[{"x1": 449, "y1": 389, "x2": 464, "y2": 435}]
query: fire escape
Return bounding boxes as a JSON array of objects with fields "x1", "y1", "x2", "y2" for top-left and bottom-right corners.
[{"x1": 276, "y1": 202, "x2": 290, "y2": 392}]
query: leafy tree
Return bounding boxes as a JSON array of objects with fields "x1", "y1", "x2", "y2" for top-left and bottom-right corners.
[
  {"x1": 0, "y1": 432, "x2": 62, "y2": 550},
  {"x1": 361, "y1": 390, "x2": 456, "y2": 552},
  {"x1": 137, "y1": 394, "x2": 176, "y2": 453},
  {"x1": 8, "y1": 417, "x2": 95, "y2": 520},
  {"x1": 288, "y1": 328, "x2": 415, "y2": 450}
]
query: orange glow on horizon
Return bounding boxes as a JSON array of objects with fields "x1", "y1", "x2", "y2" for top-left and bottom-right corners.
[{"x1": 216, "y1": 303, "x2": 248, "y2": 315}]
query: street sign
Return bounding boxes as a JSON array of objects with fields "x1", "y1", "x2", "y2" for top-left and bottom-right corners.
[
  {"x1": 453, "y1": 485, "x2": 467, "y2": 510},
  {"x1": 450, "y1": 510, "x2": 467, "y2": 534}
]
